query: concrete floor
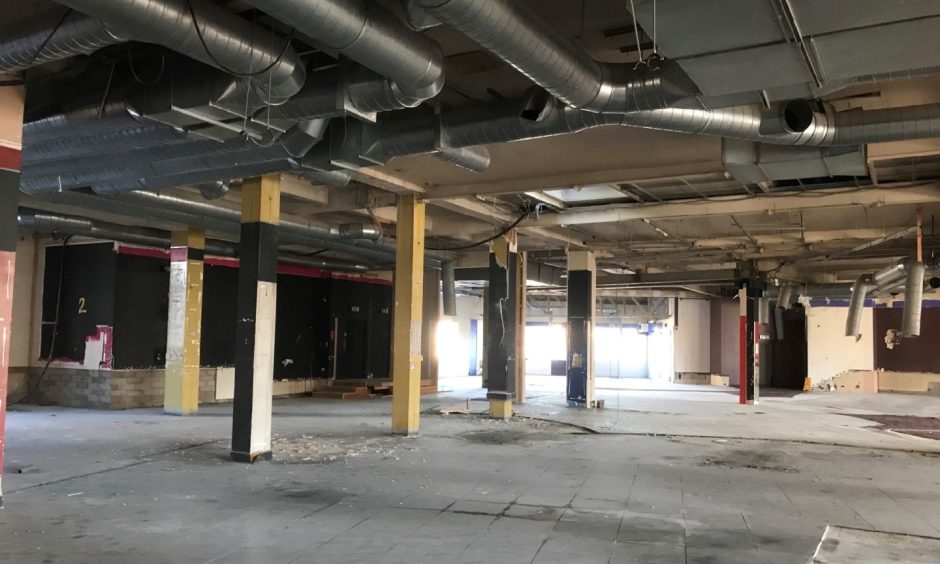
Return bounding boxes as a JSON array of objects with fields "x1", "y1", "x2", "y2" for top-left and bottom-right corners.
[{"x1": 2, "y1": 377, "x2": 940, "y2": 563}]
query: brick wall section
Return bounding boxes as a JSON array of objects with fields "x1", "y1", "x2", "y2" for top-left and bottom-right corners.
[
  {"x1": 26, "y1": 367, "x2": 219, "y2": 409},
  {"x1": 28, "y1": 368, "x2": 113, "y2": 409},
  {"x1": 25, "y1": 367, "x2": 318, "y2": 409}
]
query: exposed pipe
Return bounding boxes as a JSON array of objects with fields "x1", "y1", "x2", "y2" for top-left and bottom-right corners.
[
  {"x1": 776, "y1": 284, "x2": 794, "y2": 310},
  {"x1": 441, "y1": 260, "x2": 457, "y2": 316},
  {"x1": 33, "y1": 189, "x2": 450, "y2": 267},
  {"x1": 901, "y1": 261, "x2": 925, "y2": 337},
  {"x1": 242, "y1": 0, "x2": 444, "y2": 104},
  {"x1": 56, "y1": 0, "x2": 306, "y2": 103},
  {"x1": 17, "y1": 209, "x2": 373, "y2": 271},
  {"x1": 328, "y1": 224, "x2": 382, "y2": 242},
  {"x1": 0, "y1": 9, "x2": 126, "y2": 72},
  {"x1": 197, "y1": 180, "x2": 230, "y2": 200},
  {"x1": 415, "y1": 0, "x2": 697, "y2": 112},
  {"x1": 845, "y1": 275, "x2": 874, "y2": 339}
]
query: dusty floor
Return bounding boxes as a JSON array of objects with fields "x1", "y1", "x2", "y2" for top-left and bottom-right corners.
[{"x1": 2, "y1": 377, "x2": 940, "y2": 563}]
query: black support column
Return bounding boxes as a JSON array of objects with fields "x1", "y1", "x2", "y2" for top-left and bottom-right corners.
[
  {"x1": 485, "y1": 234, "x2": 519, "y2": 419},
  {"x1": 566, "y1": 251, "x2": 595, "y2": 407},
  {"x1": 231, "y1": 175, "x2": 280, "y2": 462}
]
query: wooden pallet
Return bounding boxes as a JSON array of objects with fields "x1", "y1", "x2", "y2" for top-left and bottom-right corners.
[{"x1": 310, "y1": 384, "x2": 370, "y2": 400}]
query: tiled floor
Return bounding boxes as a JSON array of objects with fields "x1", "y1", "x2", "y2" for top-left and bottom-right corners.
[{"x1": 2, "y1": 381, "x2": 939, "y2": 563}]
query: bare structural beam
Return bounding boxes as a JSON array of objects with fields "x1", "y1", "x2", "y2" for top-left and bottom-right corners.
[
  {"x1": 596, "y1": 269, "x2": 741, "y2": 287},
  {"x1": 455, "y1": 261, "x2": 565, "y2": 286},
  {"x1": 520, "y1": 186, "x2": 940, "y2": 228}
]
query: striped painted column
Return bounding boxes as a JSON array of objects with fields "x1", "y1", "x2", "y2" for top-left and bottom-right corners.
[
  {"x1": 164, "y1": 229, "x2": 205, "y2": 415},
  {"x1": 231, "y1": 175, "x2": 280, "y2": 462},
  {"x1": 0, "y1": 83, "x2": 24, "y2": 506}
]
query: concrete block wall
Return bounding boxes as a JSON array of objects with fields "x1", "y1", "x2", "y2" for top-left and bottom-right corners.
[
  {"x1": 27, "y1": 367, "x2": 113, "y2": 409},
  {"x1": 22, "y1": 366, "x2": 315, "y2": 409}
]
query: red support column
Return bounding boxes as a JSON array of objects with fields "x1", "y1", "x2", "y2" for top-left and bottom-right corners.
[{"x1": 0, "y1": 82, "x2": 25, "y2": 506}]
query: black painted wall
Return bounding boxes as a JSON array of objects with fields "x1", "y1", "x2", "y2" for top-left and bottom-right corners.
[
  {"x1": 40, "y1": 245, "x2": 393, "y2": 378},
  {"x1": 113, "y1": 253, "x2": 169, "y2": 369},
  {"x1": 200, "y1": 263, "x2": 239, "y2": 367},
  {"x1": 41, "y1": 243, "x2": 116, "y2": 362},
  {"x1": 874, "y1": 306, "x2": 940, "y2": 373},
  {"x1": 274, "y1": 274, "x2": 332, "y2": 379}
]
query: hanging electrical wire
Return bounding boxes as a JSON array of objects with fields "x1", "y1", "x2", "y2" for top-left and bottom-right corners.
[
  {"x1": 185, "y1": 0, "x2": 297, "y2": 79},
  {"x1": 0, "y1": 8, "x2": 75, "y2": 87},
  {"x1": 425, "y1": 212, "x2": 530, "y2": 251}
]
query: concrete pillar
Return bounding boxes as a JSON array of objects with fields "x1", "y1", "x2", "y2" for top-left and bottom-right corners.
[
  {"x1": 738, "y1": 281, "x2": 762, "y2": 405},
  {"x1": 391, "y1": 195, "x2": 426, "y2": 435},
  {"x1": 514, "y1": 251, "x2": 527, "y2": 404},
  {"x1": 0, "y1": 82, "x2": 24, "y2": 506},
  {"x1": 485, "y1": 233, "x2": 519, "y2": 419},
  {"x1": 421, "y1": 268, "x2": 440, "y2": 390},
  {"x1": 164, "y1": 229, "x2": 205, "y2": 415},
  {"x1": 231, "y1": 175, "x2": 280, "y2": 462},
  {"x1": 566, "y1": 251, "x2": 596, "y2": 407}
]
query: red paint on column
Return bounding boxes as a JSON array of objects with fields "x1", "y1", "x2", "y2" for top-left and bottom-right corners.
[
  {"x1": 739, "y1": 315, "x2": 747, "y2": 405},
  {"x1": 0, "y1": 250, "x2": 16, "y2": 498}
]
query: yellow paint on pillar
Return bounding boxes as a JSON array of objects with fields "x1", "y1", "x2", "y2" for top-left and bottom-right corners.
[
  {"x1": 164, "y1": 229, "x2": 205, "y2": 415},
  {"x1": 489, "y1": 399, "x2": 513, "y2": 420},
  {"x1": 391, "y1": 194, "x2": 426, "y2": 435},
  {"x1": 241, "y1": 174, "x2": 281, "y2": 224}
]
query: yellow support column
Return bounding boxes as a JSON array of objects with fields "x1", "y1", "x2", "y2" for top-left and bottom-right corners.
[
  {"x1": 164, "y1": 229, "x2": 205, "y2": 415},
  {"x1": 391, "y1": 194, "x2": 426, "y2": 435}
]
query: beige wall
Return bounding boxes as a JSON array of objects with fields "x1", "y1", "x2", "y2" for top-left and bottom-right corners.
[
  {"x1": 0, "y1": 84, "x2": 24, "y2": 149},
  {"x1": 10, "y1": 230, "x2": 36, "y2": 368},
  {"x1": 674, "y1": 298, "x2": 710, "y2": 373},
  {"x1": 807, "y1": 305, "x2": 874, "y2": 383}
]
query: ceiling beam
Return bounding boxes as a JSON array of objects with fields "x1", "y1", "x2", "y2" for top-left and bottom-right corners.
[
  {"x1": 424, "y1": 161, "x2": 723, "y2": 200},
  {"x1": 520, "y1": 186, "x2": 940, "y2": 227}
]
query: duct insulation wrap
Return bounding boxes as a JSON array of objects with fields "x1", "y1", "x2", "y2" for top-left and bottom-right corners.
[
  {"x1": 56, "y1": 0, "x2": 306, "y2": 103},
  {"x1": 441, "y1": 261, "x2": 457, "y2": 316},
  {"x1": 243, "y1": 0, "x2": 443, "y2": 102},
  {"x1": 901, "y1": 262, "x2": 926, "y2": 337},
  {"x1": 845, "y1": 275, "x2": 873, "y2": 338},
  {"x1": 0, "y1": 10, "x2": 126, "y2": 72},
  {"x1": 415, "y1": 0, "x2": 696, "y2": 112}
]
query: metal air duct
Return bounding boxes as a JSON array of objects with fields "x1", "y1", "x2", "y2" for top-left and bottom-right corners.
[
  {"x1": 441, "y1": 261, "x2": 457, "y2": 316},
  {"x1": 415, "y1": 0, "x2": 697, "y2": 112},
  {"x1": 845, "y1": 275, "x2": 874, "y2": 339},
  {"x1": 901, "y1": 262, "x2": 925, "y2": 338},
  {"x1": 0, "y1": 9, "x2": 126, "y2": 72},
  {"x1": 56, "y1": 0, "x2": 306, "y2": 103},
  {"x1": 17, "y1": 209, "x2": 373, "y2": 271},
  {"x1": 242, "y1": 0, "x2": 444, "y2": 105}
]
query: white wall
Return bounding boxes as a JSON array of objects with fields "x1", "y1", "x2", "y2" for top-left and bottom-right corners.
[
  {"x1": 438, "y1": 295, "x2": 483, "y2": 378},
  {"x1": 674, "y1": 298, "x2": 710, "y2": 373},
  {"x1": 806, "y1": 305, "x2": 874, "y2": 382}
]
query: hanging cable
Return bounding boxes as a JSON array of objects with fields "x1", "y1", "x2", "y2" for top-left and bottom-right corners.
[
  {"x1": 185, "y1": 0, "x2": 296, "y2": 79},
  {"x1": 127, "y1": 44, "x2": 165, "y2": 85},
  {"x1": 426, "y1": 212, "x2": 529, "y2": 251}
]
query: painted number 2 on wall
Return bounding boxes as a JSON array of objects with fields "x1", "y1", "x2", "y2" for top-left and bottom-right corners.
[{"x1": 78, "y1": 297, "x2": 88, "y2": 314}]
